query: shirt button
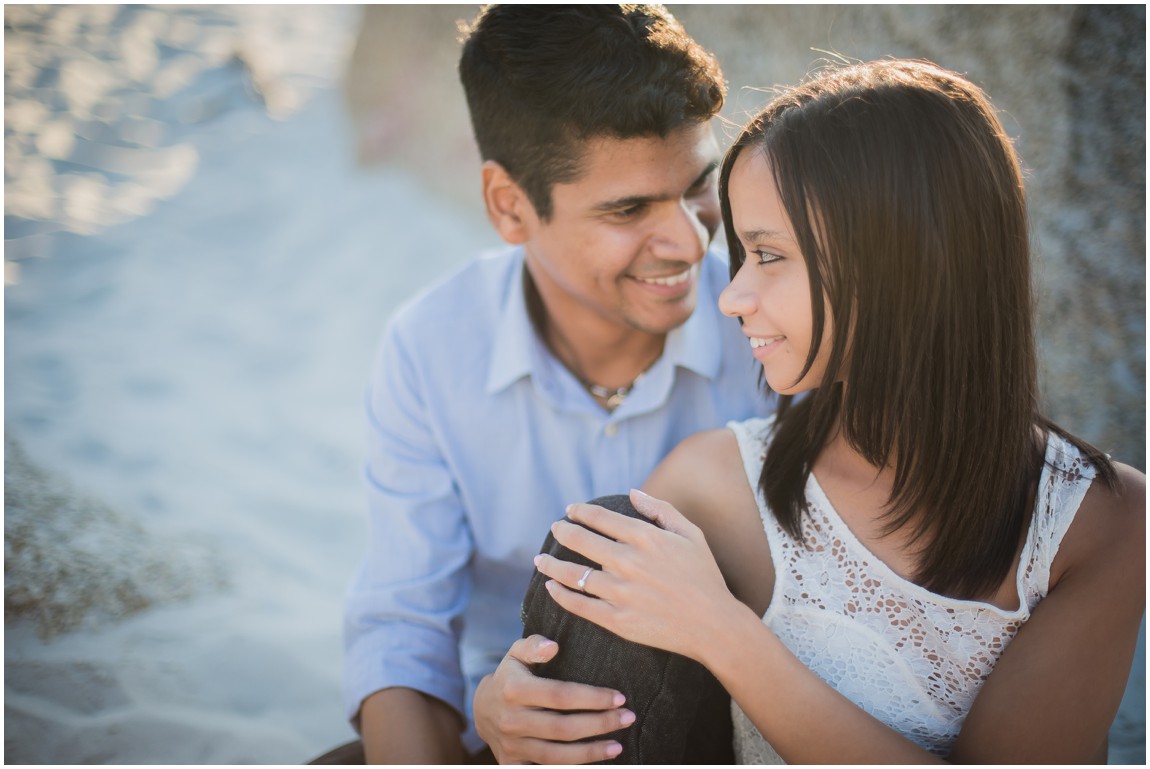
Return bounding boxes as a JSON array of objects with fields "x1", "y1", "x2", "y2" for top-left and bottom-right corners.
[{"x1": 604, "y1": 423, "x2": 618, "y2": 437}]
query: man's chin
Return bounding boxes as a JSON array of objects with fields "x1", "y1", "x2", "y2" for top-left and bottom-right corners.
[{"x1": 628, "y1": 302, "x2": 697, "y2": 336}]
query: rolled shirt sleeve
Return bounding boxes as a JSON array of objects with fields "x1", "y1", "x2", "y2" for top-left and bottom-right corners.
[{"x1": 342, "y1": 318, "x2": 474, "y2": 725}]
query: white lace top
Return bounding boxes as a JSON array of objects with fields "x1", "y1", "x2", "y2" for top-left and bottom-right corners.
[{"x1": 728, "y1": 416, "x2": 1096, "y2": 762}]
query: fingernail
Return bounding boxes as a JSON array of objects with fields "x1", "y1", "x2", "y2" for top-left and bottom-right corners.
[
  {"x1": 620, "y1": 709, "x2": 636, "y2": 726},
  {"x1": 565, "y1": 503, "x2": 573, "y2": 514},
  {"x1": 545, "y1": 580, "x2": 557, "y2": 592},
  {"x1": 631, "y1": 488, "x2": 651, "y2": 498},
  {"x1": 538, "y1": 638, "x2": 556, "y2": 651},
  {"x1": 533, "y1": 554, "x2": 542, "y2": 568},
  {"x1": 613, "y1": 692, "x2": 626, "y2": 707},
  {"x1": 606, "y1": 743, "x2": 623, "y2": 758}
]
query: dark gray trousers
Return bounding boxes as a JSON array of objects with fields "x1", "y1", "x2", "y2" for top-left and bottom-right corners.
[{"x1": 520, "y1": 494, "x2": 734, "y2": 764}]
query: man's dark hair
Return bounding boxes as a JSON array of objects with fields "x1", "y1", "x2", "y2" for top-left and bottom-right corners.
[{"x1": 459, "y1": 5, "x2": 725, "y2": 220}]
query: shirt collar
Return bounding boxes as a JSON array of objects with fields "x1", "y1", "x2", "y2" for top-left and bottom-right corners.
[
  {"x1": 485, "y1": 251, "x2": 536, "y2": 395},
  {"x1": 663, "y1": 259, "x2": 722, "y2": 380},
  {"x1": 485, "y1": 251, "x2": 725, "y2": 395}
]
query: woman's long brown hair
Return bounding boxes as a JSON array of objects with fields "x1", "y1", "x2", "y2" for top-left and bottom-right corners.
[{"x1": 720, "y1": 60, "x2": 1117, "y2": 600}]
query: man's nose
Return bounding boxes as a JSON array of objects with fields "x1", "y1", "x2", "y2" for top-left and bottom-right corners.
[{"x1": 652, "y1": 199, "x2": 710, "y2": 262}]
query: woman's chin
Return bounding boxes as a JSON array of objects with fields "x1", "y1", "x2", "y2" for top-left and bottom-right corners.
[{"x1": 763, "y1": 374, "x2": 809, "y2": 398}]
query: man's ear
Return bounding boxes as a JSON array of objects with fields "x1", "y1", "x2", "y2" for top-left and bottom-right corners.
[{"x1": 481, "y1": 160, "x2": 535, "y2": 245}]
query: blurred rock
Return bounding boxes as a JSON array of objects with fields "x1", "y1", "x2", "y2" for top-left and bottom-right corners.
[
  {"x1": 342, "y1": 5, "x2": 484, "y2": 205},
  {"x1": 4, "y1": 436, "x2": 227, "y2": 637},
  {"x1": 681, "y1": 4, "x2": 1145, "y2": 471}
]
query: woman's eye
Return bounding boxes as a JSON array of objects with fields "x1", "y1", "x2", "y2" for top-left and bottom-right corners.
[{"x1": 752, "y1": 249, "x2": 782, "y2": 265}]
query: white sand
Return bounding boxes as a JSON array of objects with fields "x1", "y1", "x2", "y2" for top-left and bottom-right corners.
[
  {"x1": 5, "y1": 11, "x2": 498, "y2": 758},
  {"x1": 5, "y1": 6, "x2": 1143, "y2": 765}
]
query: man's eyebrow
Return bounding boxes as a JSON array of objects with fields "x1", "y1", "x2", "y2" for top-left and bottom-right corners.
[
  {"x1": 591, "y1": 160, "x2": 719, "y2": 212},
  {"x1": 591, "y1": 193, "x2": 656, "y2": 213},
  {"x1": 689, "y1": 159, "x2": 720, "y2": 190}
]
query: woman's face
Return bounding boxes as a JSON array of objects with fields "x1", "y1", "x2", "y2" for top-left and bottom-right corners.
[{"x1": 718, "y1": 149, "x2": 834, "y2": 395}]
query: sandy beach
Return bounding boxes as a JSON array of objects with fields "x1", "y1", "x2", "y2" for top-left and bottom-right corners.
[
  {"x1": 4, "y1": 6, "x2": 498, "y2": 762},
  {"x1": 5, "y1": 5, "x2": 1144, "y2": 764}
]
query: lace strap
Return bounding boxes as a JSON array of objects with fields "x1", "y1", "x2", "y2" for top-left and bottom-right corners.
[
  {"x1": 726, "y1": 417, "x2": 792, "y2": 622},
  {"x1": 726, "y1": 417, "x2": 774, "y2": 510},
  {"x1": 1019, "y1": 432, "x2": 1098, "y2": 604}
]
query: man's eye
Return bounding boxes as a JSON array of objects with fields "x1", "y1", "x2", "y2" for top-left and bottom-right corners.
[
  {"x1": 611, "y1": 205, "x2": 644, "y2": 220},
  {"x1": 688, "y1": 176, "x2": 715, "y2": 197}
]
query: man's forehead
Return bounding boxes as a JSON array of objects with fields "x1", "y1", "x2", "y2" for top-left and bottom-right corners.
[
  {"x1": 577, "y1": 123, "x2": 719, "y2": 164},
  {"x1": 557, "y1": 124, "x2": 720, "y2": 199}
]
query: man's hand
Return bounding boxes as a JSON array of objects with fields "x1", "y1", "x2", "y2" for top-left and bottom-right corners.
[{"x1": 474, "y1": 635, "x2": 635, "y2": 764}]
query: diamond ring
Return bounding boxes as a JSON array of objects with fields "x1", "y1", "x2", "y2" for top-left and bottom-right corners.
[{"x1": 576, "y1": 567, "x2": 593, "y2": 593}]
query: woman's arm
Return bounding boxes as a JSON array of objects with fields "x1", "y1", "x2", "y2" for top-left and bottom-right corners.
[
  {"x1": 537, "y1": 428, "x2": 943, "y2": 762},
  {"x1": 949, "y1": 463, "x2": 1145, "y2": 763},
  {"x1": 642, "y1": 428, "x2": 776, "y2": 616},
  {"x1": 538, "y1": 490, "x2": 943, "y2": 763},
  {"x1": 537, "y1": 443, "x2": 1145, "y2": 763}
]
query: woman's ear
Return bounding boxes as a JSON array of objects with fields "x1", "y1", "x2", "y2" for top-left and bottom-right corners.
[{"x1": 481, "y1": 160, "x2": 533, "y2": 245}]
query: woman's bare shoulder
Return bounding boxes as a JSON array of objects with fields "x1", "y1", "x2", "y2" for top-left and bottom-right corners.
[
  {"x1": 644, "y1": 427, "x2": 774, "y2": 610},
  {"x1": 1076, "y1": 461, "x2": 1143, "y2": 542},
  {"x1": 1052, "y1": 460, "x2": 1144, "y2": 594},
  {"x1": 645, "y1": 427, "x2": 747, "y2": 511},
  {"x1": 958, "y1": 461, "x2": 1143, "y2": 761}
]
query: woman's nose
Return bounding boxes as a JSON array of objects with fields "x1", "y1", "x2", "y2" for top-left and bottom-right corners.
[{"x1": 718, "y1": 263, "x2": 755, "y2": 318}]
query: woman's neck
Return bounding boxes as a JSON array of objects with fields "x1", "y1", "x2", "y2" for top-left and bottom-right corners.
[
  {"x1": 811, "y1": 425, "x2": 928, "y2": 579},
  {"x1": 815, "y1": 425, "x2": 894, "y2": 494}
]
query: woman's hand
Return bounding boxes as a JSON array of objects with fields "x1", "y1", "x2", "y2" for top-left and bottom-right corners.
[{"x1": 533, "y1": 488, "x2": 744, "y2": 662}]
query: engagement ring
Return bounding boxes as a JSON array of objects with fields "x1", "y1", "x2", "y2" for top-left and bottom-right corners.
[{"x1": 576, "y1": 567, "x2": 593, "y2": 593}]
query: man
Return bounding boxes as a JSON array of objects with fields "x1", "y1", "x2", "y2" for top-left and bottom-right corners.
[{"x1": 340, "y1": 6, "x2": 769, "y2": 763}]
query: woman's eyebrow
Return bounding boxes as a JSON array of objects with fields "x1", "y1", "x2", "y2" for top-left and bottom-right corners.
[{"x1": 740, "y1": 227, "x2": 794, "y2": 243}]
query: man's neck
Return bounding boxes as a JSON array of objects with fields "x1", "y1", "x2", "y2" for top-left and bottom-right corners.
[{"x1": 522, "y1": 265, "x2": 665, "y2": 392}]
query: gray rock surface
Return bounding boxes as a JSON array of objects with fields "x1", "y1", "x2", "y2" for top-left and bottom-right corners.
[{"x1": 675, "y1": 5, "x2": 1146, "y2": 470}]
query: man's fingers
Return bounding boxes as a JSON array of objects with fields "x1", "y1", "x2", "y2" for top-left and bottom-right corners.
[
  {"x1": 516, "y1": 735, "x2": 626, "y2": 764},
  {"x1": 536, "y1": 676, "x2": 626, "y2": 711},
  {"x1": 504, "y1": 668, "x2": 625, "y2": 712},
  {"x1": 503, "y1": 705, "x2": 636, "y2": 743},
  {"x1": 499, "y1": 638, "x2": 625, "y2": 712},
  {"x1": 479, "y1": 639, "x2": 632, "y2": 764}
]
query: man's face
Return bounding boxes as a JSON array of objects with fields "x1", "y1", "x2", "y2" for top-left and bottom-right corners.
[{"x1": 522, "y1": 122, "x2": 722, "y2": 336}]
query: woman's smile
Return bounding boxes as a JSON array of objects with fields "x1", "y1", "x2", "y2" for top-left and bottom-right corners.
[{"x1": 748, "y1": 334, "x2": 786, "y2": 360}]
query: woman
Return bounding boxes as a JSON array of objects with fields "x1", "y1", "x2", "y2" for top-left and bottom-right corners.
[{"x1": 533, "y1": 59, "x2": 1145, "y2": 762}]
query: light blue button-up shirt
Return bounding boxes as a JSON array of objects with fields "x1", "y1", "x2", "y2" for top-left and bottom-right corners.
[{"x1": 343, "y1": 245, "x2": 770, "y2": 751}]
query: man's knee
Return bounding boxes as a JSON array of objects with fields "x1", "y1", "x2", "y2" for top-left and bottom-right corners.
[
  {"x1": 308, "y1": 740, "x2": 365, "y2": 764},
  {"x1": 520, "y1": 493, "x2": 733, "y2": 764}
]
